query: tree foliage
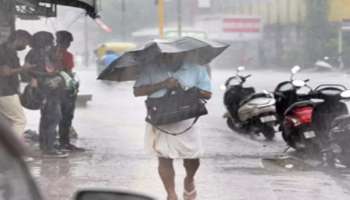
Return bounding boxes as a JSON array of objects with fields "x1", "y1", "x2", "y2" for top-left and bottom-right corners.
[{"x1": 303, "y1": 0, "x2": 331, "y2": 64}]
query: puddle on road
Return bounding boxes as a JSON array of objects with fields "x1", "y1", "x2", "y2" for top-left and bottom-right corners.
[
  {"x1": 262, "y1": 155, "x2": 350, "y2": 176},
  {"x1": 29, "y1": 151, "x2": 94, "y2": 178},
  {"x1": 262, "y1": 155, "x2": 315, "y2": 171},
  {"x1": 214, "y1": 154, "x2": 316, "y2": 175}
]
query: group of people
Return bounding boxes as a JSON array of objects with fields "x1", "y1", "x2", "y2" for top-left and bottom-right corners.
[{"x1": 0, "y1": 29, "x2": 84, "y2": 159}]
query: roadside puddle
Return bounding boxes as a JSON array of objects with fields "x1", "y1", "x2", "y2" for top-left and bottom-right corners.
[{"x1": 261, "y1": 155, "x2": 315, "y2": 171}]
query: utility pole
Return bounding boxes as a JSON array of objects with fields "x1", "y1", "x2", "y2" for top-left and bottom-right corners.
[
  {"x1": 121, "y1": 0, "x2": 126, "y2": 40},
  {"x1": 84, "y1": 16, "x2": 89, "y2": 68},
  {"x1": 177, "y1": 0, "x2": 182, "y2": 37},
  {"x1": 157, "y1": 0, "x2": 165, "y2": 38}
]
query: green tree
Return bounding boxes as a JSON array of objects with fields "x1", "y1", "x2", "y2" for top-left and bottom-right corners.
[{"x1": 303, "y1": 0, "x2": 331, "y2": 65}]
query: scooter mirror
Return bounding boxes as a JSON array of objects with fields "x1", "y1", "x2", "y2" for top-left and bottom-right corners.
[
  {"x1": 220, "y1": 84, "x2": 227, "y2": 91},
  {"x1": 341, "y1": 90, "x2": 350, "y2": 98},
  {"x1": 237, "y1": 66, "x2": 246, "y2": 72},
  {"x1": 291, "y1": 65, "x2": 301, "y2": 74},
  {"x1": 292, "y1": 80, "x2": 306, "y2": 87}
]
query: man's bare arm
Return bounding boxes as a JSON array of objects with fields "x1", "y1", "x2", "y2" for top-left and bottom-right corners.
[
  {"x1": 133, "y1": 78, "x2": 179, "y2": 97},
  {"x1": 0, "y1": 63, "x2": 36, "y2": 77},
  {"x1": 133, "y1": 82, "x2": 166, "y2": 97}
]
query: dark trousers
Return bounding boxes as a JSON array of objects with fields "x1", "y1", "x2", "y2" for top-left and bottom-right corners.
[
  {"x1": 39, "y1": 97, "x2": 62, "y2": 152},
  {"x1": 58, "y1": 91, "x2": 77, "y2": 146}
]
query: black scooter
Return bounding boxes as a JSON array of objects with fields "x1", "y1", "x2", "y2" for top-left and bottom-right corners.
[
  {"x1": 274, "y1": 66, "x2": 317, "y2": 152},
  {"x1": 309, "y1": 85, "x2": 350, "y2": 166}
]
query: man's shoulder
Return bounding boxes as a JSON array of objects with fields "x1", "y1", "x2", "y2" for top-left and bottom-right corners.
[
  {"x1": 63, "y1": 51, "x2": 74, "y2": 62},
  {"x1": 64, "y1": 51, "x2": 73, "y2": 57},
  {"x1": 180, "y1": 64, "x2": 203, "y2": 72},
  {"x1": 25, "y1": 49, "x2": 39, "y2": 61}
]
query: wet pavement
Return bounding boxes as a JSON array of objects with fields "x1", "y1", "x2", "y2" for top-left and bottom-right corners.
[{"x1": 24, "y1": 68, "x2": 350, "y2": 200}]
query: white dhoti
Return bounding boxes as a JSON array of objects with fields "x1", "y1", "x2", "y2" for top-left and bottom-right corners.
[
  {"x1": 136, "y1": 64, "x2": 211, "y2": 159},
  {"x1": 145, "y1": 119, "x2": 203, "y2": 159},
  {"x1": 0, "y1": 94, "x2": 27, "y2": 137}
]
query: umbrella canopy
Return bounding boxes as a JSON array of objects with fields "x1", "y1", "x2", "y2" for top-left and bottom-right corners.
[
  {"x1": 40, "y1": 0, "x2": 98, "y2": 18},
  {"x1": 98, "y1": 37, "x2": 229, "y2": 82},
  {"x1": 15, "y1": 0, "x2": 98, "y2": 18}
]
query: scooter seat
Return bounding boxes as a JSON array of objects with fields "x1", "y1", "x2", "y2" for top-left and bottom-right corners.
[
  {"x1": 224, "y1": 86, "x2": 255, "y2": 106},
  {"x1": 332, "y1": 114, "x2": 350, "y2": 125},
  {"x1": 240, "y1": 92, "x2": 274, "y2": 106}
]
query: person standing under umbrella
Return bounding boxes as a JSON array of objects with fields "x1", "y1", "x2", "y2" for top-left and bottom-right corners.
[{"x1": 133, "y1": 54, "x2": 212, "y2": 200}]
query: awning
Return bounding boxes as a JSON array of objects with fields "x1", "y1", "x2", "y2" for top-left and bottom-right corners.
[
  {"x1": 16, "y1": 0, "x2": 99, "y2": 19},
  {"x1": 40, "y1": 0, "x2": 98, "y2": 18}
]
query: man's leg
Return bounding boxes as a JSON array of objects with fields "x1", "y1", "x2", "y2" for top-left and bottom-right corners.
[
  {"x1": 47, "y1": 100, "x2": 62, "y2": 152},
  {"x1": 39, "y1": 106, "x2": 50, "y2": 152},
  {"x1": 158, "y1": 157, "x2": 178, "y2": 200},
  {"x1": 40, "y1": 99, "x2": 62, "y2": 153},
  {"x1": 0, "y1": 95, "x2": 27, "y2": 138},
  {"x1": 183, "y1": 159, "x2": 200, "y2": 199},
  {"x1": 59, "y1": 93, "x2": 84, "y2": 151},
  {"x1": 59, "y1": 94, "x2": 71, "y2": 146}
]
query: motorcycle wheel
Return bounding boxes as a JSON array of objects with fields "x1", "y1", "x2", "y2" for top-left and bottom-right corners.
[
  {"x1": 282, "y1": 130, "x2": 320, "y2": 155},
  {"x1": 226, "y1": 118, "x2": 247, "y2": 134},
  {"x1": 261, "y1": 125, "x2": 275, "y2": 141},
  {"x1": 282, "y1": 130, "x2": 297, "y2": 149}
]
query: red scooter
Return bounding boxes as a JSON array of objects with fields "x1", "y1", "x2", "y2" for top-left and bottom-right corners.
[{"x1": 274, "y1": 66, "x2": 318, "y2": 152}]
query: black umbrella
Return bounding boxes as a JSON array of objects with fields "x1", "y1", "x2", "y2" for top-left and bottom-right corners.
[{"x1": 97, "y1": 37, "x2": 229, "y2": 82}]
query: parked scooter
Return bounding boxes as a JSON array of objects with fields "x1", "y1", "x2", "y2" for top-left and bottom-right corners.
[
  {"x1": 223, "y1": 66, "x2": 277, "y2": 140},
  {"x1": 315, "y1": 57, "x2": 334, "y2": 71},
  {"x1": 308, "y1": 85, "x2": 350, "y2": 166},
  {"x1": 274, "y1": 66, "x2": 317, "y2": 152},
  {"x1": 328, "y1": 100, "x2": 350, "y2": 167},
  {"x1": 314, "y1": 56, "x2": 343, "y2": 71}
]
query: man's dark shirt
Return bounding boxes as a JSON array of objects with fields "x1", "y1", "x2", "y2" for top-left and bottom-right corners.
[
  {"x1": 25, "y1": 48, "x2": 63, "y2": 98},
  {"x1": 0, "y1": 43, "x2": 20, "y2": 97},
  {"x1": 25, "y1": 48, "x2": 47, "y2": 77}
]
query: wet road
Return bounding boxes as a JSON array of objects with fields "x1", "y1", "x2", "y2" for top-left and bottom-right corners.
[{"x1": 25, "y1": 68, "x2": 350, "y2": 200}]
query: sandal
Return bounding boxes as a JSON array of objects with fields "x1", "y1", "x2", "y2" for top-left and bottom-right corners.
[{"x1": 183, "y1": 189, "x2": 197, "y2": 200}]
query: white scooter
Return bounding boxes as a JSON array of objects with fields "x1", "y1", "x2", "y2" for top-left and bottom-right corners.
[{"x1": 222, "y1": 66, "x2": 277, "y2": 140}]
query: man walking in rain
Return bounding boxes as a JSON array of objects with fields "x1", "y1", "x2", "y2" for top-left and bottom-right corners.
[
  {"x1": 54, "y1": 30, "x2": 84, "y2": 151},
  {"x1": 0, "y1": 30, "x2": 33, "y2": 140},
  {"x1": 99, "y1": 37, "x2": 227, "y2": 200},
  {"x1": 133, "y1": 55, "x2": 212, "y2": 200}
]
